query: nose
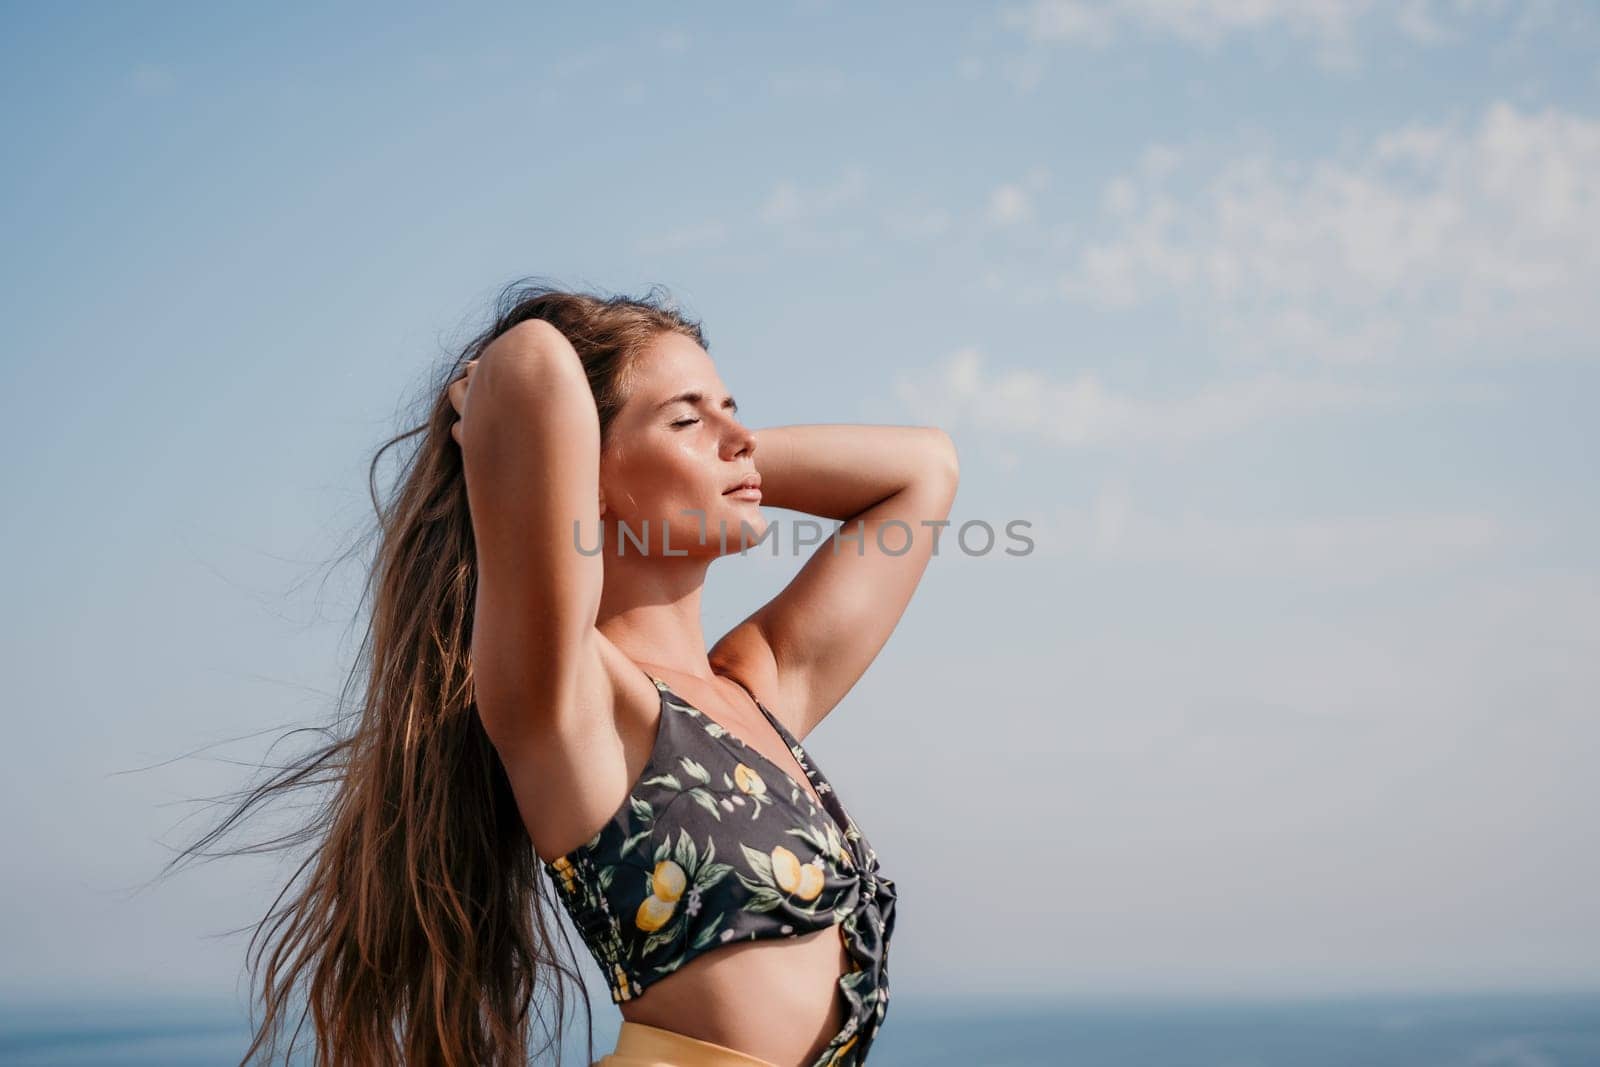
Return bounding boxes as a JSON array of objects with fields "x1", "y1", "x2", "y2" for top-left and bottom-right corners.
[{"x1": 722, "y1": 417, "x2": 757, "y2": 460}]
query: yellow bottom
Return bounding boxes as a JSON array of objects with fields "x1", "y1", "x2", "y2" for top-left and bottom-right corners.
[{"x1": 592, "y1": 1020, "x2": 781, "y2": 1067}]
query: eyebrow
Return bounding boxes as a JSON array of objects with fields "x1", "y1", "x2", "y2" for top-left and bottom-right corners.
[{"x1": 655, "y1": 390, "x2": 738, "y2": 413}]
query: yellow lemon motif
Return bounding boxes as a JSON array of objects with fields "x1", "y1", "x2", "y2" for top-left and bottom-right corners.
[
  {"x1": 636, "y1": 859, "x2": 688, "y2": 932},
  {"x1": 612, "y1": 963, "x2": 633, "y2": 1001},
  {"x1": 550, "y1": 855, "x2": 577, "y2": 893},
  {"x1": 771, "y1": 845, "x2": 827, "y2": 901},
  {"x1": 795, "y1": 863, "x2": 825, "y2": 900},
  {"x1": 733, "y1": 763, "x2": 767, "y2": 796},
  {"x1": 636, "y1": 893, "x2": 677, "y2": 932},
  {"x1": 651, "y1": 859, "x2": 687, "y2": 901},
  {"x1": 771, "y1": 845, "x2": 802, "y2": 892}
]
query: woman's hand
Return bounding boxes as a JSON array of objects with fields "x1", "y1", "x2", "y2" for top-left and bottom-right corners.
[{"x1": 448, "y1": 360, "x2": 479, "y2": 446}]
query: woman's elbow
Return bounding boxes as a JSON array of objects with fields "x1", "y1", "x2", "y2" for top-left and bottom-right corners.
[{"x1": 922, "y1": 427, "x2": 959, "y2": 486}]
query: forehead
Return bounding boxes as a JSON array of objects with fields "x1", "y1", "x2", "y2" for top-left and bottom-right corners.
[{"x1": 628, "y1": 332, "x2": 725, "y2": 401}]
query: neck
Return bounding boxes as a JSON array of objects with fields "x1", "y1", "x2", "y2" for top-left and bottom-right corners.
[{"x1": 595, "y1": 544, "x2": 717, "y2": 681}]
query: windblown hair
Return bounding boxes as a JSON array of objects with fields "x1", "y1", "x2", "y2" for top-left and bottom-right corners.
[{"x1": 167, "y1": 278, "x2": 708, "y2": 1065}]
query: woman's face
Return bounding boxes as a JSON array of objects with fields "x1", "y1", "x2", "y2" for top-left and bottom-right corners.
[{"x1": 599, "y1": 332, "x2": 766, "y2": 557}]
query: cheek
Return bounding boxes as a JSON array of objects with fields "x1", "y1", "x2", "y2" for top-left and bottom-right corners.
[
  {"x1": 646, "y1": 437, "x2": 706, "y2": 484},
  {"x1": 603, "y1": 441, "x2": 704, "y2": 515}
]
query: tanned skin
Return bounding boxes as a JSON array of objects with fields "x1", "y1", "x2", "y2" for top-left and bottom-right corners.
[{"x1": 452, "y1": 320, "x2": 958, "y2": 1065}]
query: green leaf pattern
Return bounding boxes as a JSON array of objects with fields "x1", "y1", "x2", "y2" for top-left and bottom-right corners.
[{"x1": 542, "y1": 676, "x2": 898, "y2": 1066}]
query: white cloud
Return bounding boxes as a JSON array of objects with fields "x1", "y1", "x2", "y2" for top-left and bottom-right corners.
[
  {"x1": 657, "y1": 27, "x2": 691, "y2": 52},
  {"x1": 751, "y1": 166, "x2": 872, "y2": 252},
  {"x1": 767, "y1": 67, "x2": 854, "y2": 99},
  {"x1": 759, "y1": 166, "x2": 868, "y2": 225},
  {"x1": 629, "y1": 221, "x2": 731, "y2": 256},
  {"x1": 997, "y1": 0, "x2": 1539, "y2": 68},
  {"x1": 884, "y1": 207, "x2": 953, "y2": 241},
  {"x1": 987, "y1": 184, "x2": 1034, "y2": 226},
  {"x1": 1395, "y1": 0, "x2": 1450, "y2": 43},
  {"x1": 1061, "y1": 102, "x2": 1600, "y2": 364},
  {"x1": 1005, "y1": 0, "x2": 1369, "y2": 47},
  {"x1": 547, "y1": 44, "x2": 611, "y2": 80},
  {"x1": 633, "y1": 167, "x2": 869, "y2": 256},
  {"x1": 985, "y1": 167, "x2": 1051, "y2": 227},
  {"x1": 894, "y1": 347, "x2": 1400, "y2": 447},
  {"x1": 630, "y1": 165, "x2": 883, "y2": 259}
]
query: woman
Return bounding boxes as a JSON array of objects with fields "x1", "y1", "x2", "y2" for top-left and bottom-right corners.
[{"x1": 199, "y1": 281, "x2": 957, "y2": 1066}]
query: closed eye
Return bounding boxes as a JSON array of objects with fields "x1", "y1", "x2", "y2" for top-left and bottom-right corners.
[{"x1": 659, "y1": 391, "x2": 739, "y2": 424}]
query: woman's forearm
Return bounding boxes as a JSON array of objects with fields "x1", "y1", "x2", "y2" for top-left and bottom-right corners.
[{"x1": 751, "y1": 424, "x2": 956, "y2": 521}]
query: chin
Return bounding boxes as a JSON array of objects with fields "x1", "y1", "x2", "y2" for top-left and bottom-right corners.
[{"x1": 715, "y1": 499, "x2": 768, "y2": 548}]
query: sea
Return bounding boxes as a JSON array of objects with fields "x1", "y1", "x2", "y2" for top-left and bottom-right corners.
[{"x1": 0, "y1": 991, "x2": 1596, "y2": 1066}]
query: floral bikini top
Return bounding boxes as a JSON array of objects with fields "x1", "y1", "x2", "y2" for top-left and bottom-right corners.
[{"x1": 542, "y1": 668, "x2": 898, "y2": 1067}]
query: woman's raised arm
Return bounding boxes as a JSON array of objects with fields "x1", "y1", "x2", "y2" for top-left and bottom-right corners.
[
  {"x1": 710, "y1": 424, "x2": 959, "y2": 740},
  {"x1": 458, "y1": 319, "x2": 609, "y2": 750}
]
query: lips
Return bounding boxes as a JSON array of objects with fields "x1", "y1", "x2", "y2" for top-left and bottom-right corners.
[{"x1": 723, "y1": 473, "x2": 762, "y2": 494}]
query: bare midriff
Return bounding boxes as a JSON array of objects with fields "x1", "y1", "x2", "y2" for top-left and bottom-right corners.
[{"x1": 618, "y1": 921, "x2": 852, "y2": 1066}]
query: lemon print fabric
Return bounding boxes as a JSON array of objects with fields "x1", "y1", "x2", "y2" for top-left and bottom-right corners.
[{"x1": 540, "y1": 673, "x2": 898, "y2": 1066}]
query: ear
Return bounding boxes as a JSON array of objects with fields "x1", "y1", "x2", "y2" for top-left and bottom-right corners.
[{"x1": 597, "y1": 489, "x2": 608, "y2": 519}]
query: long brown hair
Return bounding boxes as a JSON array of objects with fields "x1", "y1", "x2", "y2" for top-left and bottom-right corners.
[{"x1": 166, "y1": 278, "x2": 709, "y2": 1065}]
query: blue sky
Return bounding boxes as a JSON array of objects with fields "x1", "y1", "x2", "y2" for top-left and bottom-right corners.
[{"x1": 2, "y1": 1, "x2": 1597, "y2": 1005}]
